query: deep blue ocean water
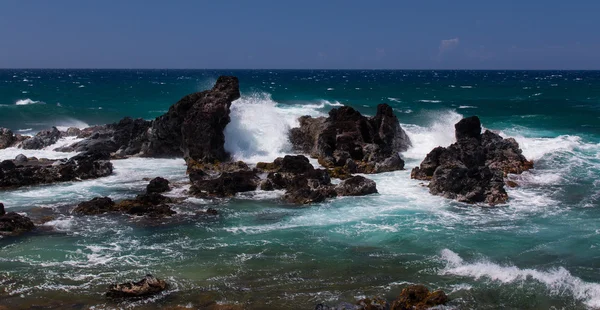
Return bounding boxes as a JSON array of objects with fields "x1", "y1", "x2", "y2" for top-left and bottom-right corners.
[{"x1": 1, "y1": 70, "x2": 600, "y2": 309}]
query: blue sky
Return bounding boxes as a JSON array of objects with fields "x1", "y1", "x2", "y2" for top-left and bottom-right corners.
[{"x1": 0, "y1": 0, "x2": 599, "y2": 69}]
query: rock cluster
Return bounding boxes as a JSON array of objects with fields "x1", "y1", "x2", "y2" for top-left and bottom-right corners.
[
  {"x1": 290, "y1": 104, "x2": 411, "y2": 175},
  {"x1": 106, "y1": 274, "x2": 167, "y2": 298},
  {"x1": 0, "y1": 203, "x2": 35, "y2": 236},
  {"x1": 55, "y1": 76, "x2": 241, "y2": 162},
  {"x1": 0, "y1": 151, "x2": 113, "y2": 188},
  {"x1": 258, "y1": 155, "x2": 378, "y2": 204},
  {"x1": 74, "y1": 178, "x2": 176, "y2": 217},
  {"x1": 411, "y1": 116, "x2": 532, "y2": 205}
]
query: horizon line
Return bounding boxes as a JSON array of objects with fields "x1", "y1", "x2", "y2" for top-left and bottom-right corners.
[{"x1": 1, "y1": 68, "x2": 600, "y2": 71}]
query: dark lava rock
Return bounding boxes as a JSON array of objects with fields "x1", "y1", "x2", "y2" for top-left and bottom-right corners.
[
  {"x1": 55, "y1": 118, "x2": 152, "y2": 155},
  {"x1": 257, "y1": 155, "x2": 377, "y2": 204},
  {"x1": 146, "y1": 177, "x2": 170, "y2": 193},
  {"x1": 75, "y1": 193, "x2": 175, "y2": 217},
  {"x1": 55, "y1": 77, "x2": 241, "y2": 165},
  {"x1": 73, "y1": 197, "x2": 115, "y2": 215},
  {"x1": 0, "y1": 128, "x2": 16, "y2": 149},
  {"x1": 0, "y1": 206, "x2": 35, "y2": 235},
  {"x1": 334, "y1": 175, "x2": 378, "y2": 196},
  {"x1": 0, "y1": 150, "x2": 113, "y2": 188},
  {"x1": 20, "y1": 127, "x2": 62, "y2": 150},
  {"x1": 390, "y1": 285, "x2": 448, "y2": 310},
  {"x1": 190, "y1": 169, "x2": 259, "y2": 198},
  {"x1": 289, "y1": 104, "x2": 411, "y2": 175},
  {"x1": 106, "y1": 274, "x2": 167, "y2": 298},
  {"x1": 411, "y1": 116, "x2": 532, "y2": 205},
  {"x1": 114, "y1": 193, "x2": 176, "y2": 217},
  {"x1": 142, "y1": 76, "x2": 240, "y2": 161}
]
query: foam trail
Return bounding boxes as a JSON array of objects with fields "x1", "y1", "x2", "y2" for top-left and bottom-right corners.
[{"x1": 440, "y1": 249, "x2": 600, "y2": 308}]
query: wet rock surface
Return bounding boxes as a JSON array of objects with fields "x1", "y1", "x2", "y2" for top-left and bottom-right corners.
[
  {"x1": 0, "y1": 151, "x2": 113, "y2": 188},
  {"x1": 0, "y1": 203, "x2": 35, "y2": 236},
  {"x1": 106, "y1": 274, "x2": 167, "y2": 298},
  {"x1": 146, "y1": 177, "x2": 170, "y2": 193},
  {"x1": 411, "y1": 116, "x2": 532, "y2": 205},
  {"x1": 289, "y1": 104, "x2": 411, "y2": 175},
  {"x1": 19, "y1": 127, "x2": 61, "y2": 150},
  {"x1": 257, "y1": 155, "x2": 377, "y2": 204}
]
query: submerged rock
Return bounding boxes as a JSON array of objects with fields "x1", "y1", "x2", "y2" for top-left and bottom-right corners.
[
  {"x1": 289, "y1": 104, "x2": 411, "y2": 175},
  {"x1": 0, "y1": 204, "x2": 35, "y2": 236},
  {"x1": 146, "y1": 177, "x2": 170, "y2": 193},
  {"x1": 106, "y1": 274, "x2": 167, "y2": 298},
  {"x1": 411, "y1": 116, "x2": 532, "y2": 205},
  {"x1": 390, "y1": 285, "x2": 448, "y2": 310},
  {"x1": 0, "y1": 150, "x2": 113, "y2": 188},
  {"x1": 20, "y1": 127, "x2": 61, "y2": 150}
]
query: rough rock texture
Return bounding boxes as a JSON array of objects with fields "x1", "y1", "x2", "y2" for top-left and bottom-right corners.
[
  {"x1": 20, "y1": 127, "x2": 62, "y2": 150},
  {"x1": 335, "y1": 175, "x2": 378, "y2": 196},
  {"x1": 390, "y1": 285, "x2": 448, "y2": 310},
  {"x1": 0, "y1": 204, "x2": 35, "y2": 236},
  {"x1": 55, "y1": 77, "x2": 241, "y2": 164},
  {"x1": 0, "y1": 151, "x2": 113, "y2": 188},
  {"x1": 55, "y1": 117, "x2": 152, "y2": 156},
  {"x1": 74, "y1": 193, "x2": 175, "y2": 217},
  {"x1": 257, "y1": 155, "x2": 377, "y2": 204},
  {"x1": 411, "y1": 116, "x2": 532, "y2": 205},
  {"x1": 191, "y1": 170, "x2": 259, "y2": 198},
  {"x1": 146, "y1": 177, "x2": 170, "y2": 193},
  {"x1": 106, "y1": 275, "x2": 167, "y2": 298},
  {"x1": 289, "y1": 104, "x2": 411, "y2": 175},
  {"x1": 0, "y1": 128, "x2": 16, "y2": 149},
  {"x1": 73, "y1": 197, "x2": 115, "y2": 215}
]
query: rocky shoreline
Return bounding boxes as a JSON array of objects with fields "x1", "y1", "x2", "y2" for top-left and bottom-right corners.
[{"x1": 0, "y1": 76, "x2": 535, "y2": 308}]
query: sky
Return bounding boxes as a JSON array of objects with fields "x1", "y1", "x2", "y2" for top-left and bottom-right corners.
[{"x1": 0, "y1": 0, "x2": 599, "y2": 69}]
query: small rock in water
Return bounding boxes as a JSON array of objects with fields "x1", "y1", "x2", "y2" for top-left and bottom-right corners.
[
  {"x1": 146, "y1": 177, "x2": 170, "y2": 193},
  {"x1": 0, "y1": 202, "x2": 5, "y2": 216},
  {"x1": 73, "y1": 197, "x2": 115, "y2": 215},
  {"x1": 14, "y1": 154, "x2": 27, "y2": 163},
  {"x1": 106, "y1": 274, "x2": 167, "y2": 298}
]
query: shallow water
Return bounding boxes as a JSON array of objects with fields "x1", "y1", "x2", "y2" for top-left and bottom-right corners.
[{"x1": 1, "y1": 70, "x2": 600, "y2": 309}]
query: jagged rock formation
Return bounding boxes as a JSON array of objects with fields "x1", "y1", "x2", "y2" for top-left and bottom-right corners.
[
  {"x1": 0, "y1": 203, "x2": 35, "y2": 236},
  {"x1": 146, "y1": 177, "x2": 170, "y2": 193},
  {"x1": 289, "y1": 104, "x2": 411, "y2": 176},
  {"x1": 0, "y1": 128, "x2": 29, "y2": 149},
  {"x1": 411, "y1": 116, "x2": 533, "y2": 205},
  {"x1": 257, "y1": 155, "x2": 378, "y2": 204},
  {"x1": 106, "y1": 275, "x2": 167, "y2": 298},
  {"x1": 20, "y1": 127, "x2": 62, "y2": 150},
  {"x1": 0, "y1": 151, "x2": 113, "y2": 188},
  {"x1": 54, "y1": 76, "x2": 241, "y2": 163}
]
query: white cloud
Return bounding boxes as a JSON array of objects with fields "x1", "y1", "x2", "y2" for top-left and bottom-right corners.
[{"x1": 438, "y1": 38, "x2": 460, "y2": 57}]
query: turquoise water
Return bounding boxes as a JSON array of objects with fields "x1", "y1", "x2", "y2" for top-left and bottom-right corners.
[{"x1": 1, "y1": 70, "x2": 600, "y2": 309}]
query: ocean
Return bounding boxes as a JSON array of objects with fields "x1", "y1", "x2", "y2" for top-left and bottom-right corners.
[{"x1": 1, "y1": 69, "x2": 600, "y2": 309}]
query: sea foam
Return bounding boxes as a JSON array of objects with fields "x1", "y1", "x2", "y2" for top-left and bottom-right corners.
[{"x1": 440, "y1": 249, "x2": 600, "y2": 308}]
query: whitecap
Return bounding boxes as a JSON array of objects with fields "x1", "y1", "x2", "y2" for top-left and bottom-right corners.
[
  {"x1": 440, "y1": 249, "x2": 600, "y2": 308},
  {"x1": 15, "y1": 98, "x2": 43, "y2": 105},
  {"x1": 417, "y1": 99, "x2": 442, "y2": 103},
  {"x1": 458, "y1": 105, "x2": 477, "y2": 109}
]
